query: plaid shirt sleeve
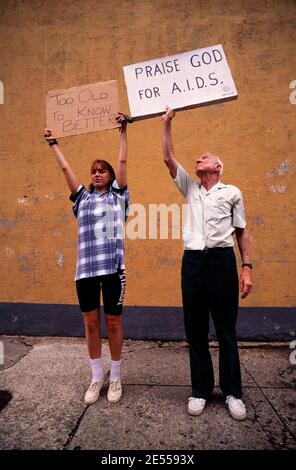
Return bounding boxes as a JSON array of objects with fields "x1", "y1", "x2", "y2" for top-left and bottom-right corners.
[
  {"x1": 111, "y1": 180, "x2": 130, "y2": 221},
  {"x1": 69, "y1": 185, "x2": 89, "y2": 218}
]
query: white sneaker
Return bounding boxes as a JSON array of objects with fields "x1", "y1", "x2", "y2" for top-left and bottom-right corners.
[
  {"x1": 226, "y1": 395, "x2": 247, "y2": 421},
  {"x1": 84, "y1": 378, "x2": 105, "y2": 405},
  {"x1": 107, "y1": 377, "x2": 122, "y2": 404},
  {"x1": 188, "y1": 397, "x2": 206, "y2": 416}
]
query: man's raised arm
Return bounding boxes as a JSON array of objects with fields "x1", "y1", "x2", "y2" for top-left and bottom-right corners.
[{"x1": 161, "y1": 106, "x2": 179, "y2": 179}]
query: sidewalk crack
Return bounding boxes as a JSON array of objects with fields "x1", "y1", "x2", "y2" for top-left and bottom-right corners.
[
  {"x1": 242, "y1": 363, "x2": 296, "y2": 448},
  {"x1": 62, "y1": 407, "x2": 88, "y2": 450}
]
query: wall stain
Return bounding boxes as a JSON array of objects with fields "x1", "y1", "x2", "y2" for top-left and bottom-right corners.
[
  {"x1": 17, "y1": 197, "x2": 29, "y2": 205},
  {"x1": 0, "y1": 214, "x2": 27, "y2": 227},
  {"x1": 270, "y1": 184, "x2": 287, "y2": 193},
  {"x1": 0, "y1": 219, "x2": 12, "y2": 227},
  {"x1": 158, "y1": 257, "x2": 178, "y2": 267},
  {"x1": 256, "y1": 51, "x2": 272, "y2": 72},
  {"x1": 267, "y1": 160, "x2": 291, "y2": 178},
  {"x1": 6, "y1": 247, "x2": 14, "y2": 257},
  {"x1": 56, "y1": 251, "x2": 64, "y2": 268},
  {"x1": 19, "y1": 264, "x2": 29, "y2": 273},
  {"x1": 45, "y1": 193, "x2": 55, "y2": 200}
]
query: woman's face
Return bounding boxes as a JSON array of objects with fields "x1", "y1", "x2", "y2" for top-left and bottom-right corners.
[{"x1": 91, "y1": 164, "x2": 112, "y2": 191}]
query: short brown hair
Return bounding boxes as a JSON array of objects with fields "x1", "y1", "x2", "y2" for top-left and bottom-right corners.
[{"x1": 88, "y1": 159, "x2": 116, "y2": 192}]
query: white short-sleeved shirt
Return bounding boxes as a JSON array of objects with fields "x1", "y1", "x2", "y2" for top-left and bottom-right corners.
[{"x1": 174, "y1": 164, "x2": 246, "y2": 250}]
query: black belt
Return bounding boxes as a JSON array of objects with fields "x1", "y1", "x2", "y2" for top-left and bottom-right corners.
[{"x1": 186, "y1": 247, "x2": 233, "y2": 253}]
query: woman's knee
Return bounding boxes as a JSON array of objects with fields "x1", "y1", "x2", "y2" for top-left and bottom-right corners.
[
  {"x1": 105, "y1": 315, "x2": 122, "y2": 335},
  {"x1": 83, "y1": 311, "x2": 99, "y2": 334}
]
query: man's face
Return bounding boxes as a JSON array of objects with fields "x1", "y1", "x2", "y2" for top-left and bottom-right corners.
[{"x1": 195, "y1": 153, "x2": 220, "y2": 177}]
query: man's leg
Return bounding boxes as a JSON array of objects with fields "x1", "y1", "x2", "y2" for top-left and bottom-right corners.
[
  {"x1": 208, "y1": 249, "x2": 242, "y2": 398},
  {"x1": 181, "y1": 251, "x2": 214, "y2": 400}
]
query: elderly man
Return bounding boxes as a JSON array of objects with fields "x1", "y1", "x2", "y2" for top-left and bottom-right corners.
[{"x1": 161, "y1": 106, "x2": 253, "y2": 420}]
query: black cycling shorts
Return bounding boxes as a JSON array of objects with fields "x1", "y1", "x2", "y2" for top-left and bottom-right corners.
[{"x1": 75, "y1": 269, "x2": 126, "y2": 315}]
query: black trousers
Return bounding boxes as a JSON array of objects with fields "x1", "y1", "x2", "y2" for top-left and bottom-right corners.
[{"x1": 181, "y1": 248, "x2": 242, "y2": 400}]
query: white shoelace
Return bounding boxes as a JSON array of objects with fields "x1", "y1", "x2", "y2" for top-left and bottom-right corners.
[
  {"x1": 110, "y1": 378, "x2": 121, "y2": 391},
  {"x1": 89, "y1": 380, "x2": 102, "y2": 391}
]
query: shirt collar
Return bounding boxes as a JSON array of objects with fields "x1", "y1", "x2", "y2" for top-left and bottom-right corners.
[
  {"x1": 94, "y1": 187, "x2": 111, "y2": 198},
  {"x1": 199, "y1": 180, "x2": 226, "y2": 194}
]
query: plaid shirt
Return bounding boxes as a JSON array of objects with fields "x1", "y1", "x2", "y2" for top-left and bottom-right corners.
[{"x1": 70, "y1": 181, "x2": 130, "y2": 280}]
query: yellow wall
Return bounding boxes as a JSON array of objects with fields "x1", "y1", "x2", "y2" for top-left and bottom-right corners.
[{"x1": 0, "y1": 0, "x2": 295, "y2": 307}]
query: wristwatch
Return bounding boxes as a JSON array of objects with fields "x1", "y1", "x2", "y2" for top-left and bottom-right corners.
[{"x1": 242, "y1": 263, "x2": 253, "y2": 269}]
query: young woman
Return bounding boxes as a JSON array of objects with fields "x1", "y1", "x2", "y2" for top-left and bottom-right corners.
[{"x1": 44, "y1": 113, "x2": 129, "y2": 405}]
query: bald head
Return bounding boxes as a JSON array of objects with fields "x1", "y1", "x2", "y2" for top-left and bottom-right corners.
[{"x1": 195, "y1": 153, "x2": 224, "y2": 178}]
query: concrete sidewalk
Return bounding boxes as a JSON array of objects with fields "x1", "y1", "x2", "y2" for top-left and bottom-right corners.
[{"x1": 0, "y1": 336, "x2": 295, "y2": 451}]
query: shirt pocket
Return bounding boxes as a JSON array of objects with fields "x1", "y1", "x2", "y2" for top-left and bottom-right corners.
[{"x1": 211, "y1": 196, "x2": 232, "y2": 218}]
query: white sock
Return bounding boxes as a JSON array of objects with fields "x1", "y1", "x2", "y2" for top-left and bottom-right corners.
[
  {"x1": 110, "y1": 359, "x2": 122, "y2": 381},
  {"x1": 89, "y1": 357, "x2": 104, "y2": 382}
]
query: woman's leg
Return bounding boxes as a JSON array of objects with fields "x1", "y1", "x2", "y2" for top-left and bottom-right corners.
[
  {"x1": 105, "y1": 314, "x2": 123, "y2": 403},
  {"x1": 105, "y1": 314, "x2": 123, "y2": 361},
  {"x1": 102, "y1": 270, "x2": 126, "y2": 403},
  {"x1": 82, "y1": 309, "x2": 106, "y2": 404},
  {"x1": 76, "y1": 277, "x2": 101, "y2": 359},
  {"x1": 102, "y1": 270, "x2": 125, "y2": 363},
  {"x1": 76, "y1": 273, "x2": 104, "y2": 405},
  {"x1": 83, "y1": 309, "x2": 102, "y2": 359}
]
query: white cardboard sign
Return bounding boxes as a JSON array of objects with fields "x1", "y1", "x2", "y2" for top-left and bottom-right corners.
[{"x1": 123, "y1": 44, "x2": 237, "y2": 119}]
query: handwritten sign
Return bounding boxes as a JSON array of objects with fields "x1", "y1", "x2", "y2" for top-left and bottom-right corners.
[
  {"x1": 46, "y1": 80, "x2": 120, "y2": 138},
  {"x1": 123, "y1": 45, "x2": 237, "y2": 119}
]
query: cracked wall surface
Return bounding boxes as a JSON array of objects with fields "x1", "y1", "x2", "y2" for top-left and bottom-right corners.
[{"x1": 0, "y1": 0, "x2": 295, "y2": 307}]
